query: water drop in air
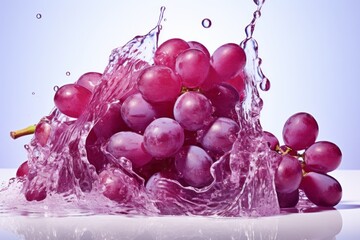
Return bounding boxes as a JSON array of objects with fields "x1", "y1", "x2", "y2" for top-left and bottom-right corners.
[
  {"x1": 66, "y1": 71, "x2": 71, "y2": 76},
  {"x1": 32, "y1": 92, "x2": 35, "y2": 95},
  {"x1": 201, "y1": 18, "x2": 212, "y2": 28},
  {"x1": 260, "y1": 78, "x2": 271, "y2": 91},
  {"x1": 36, "y1": 13, "x2": 42, "y2": 19},
  {"x1": 24, "y1": 144, "x2": 30, "y2": 150},
  {"x1": 53, "y1": 85, "x2": 59, "y2": 92}
]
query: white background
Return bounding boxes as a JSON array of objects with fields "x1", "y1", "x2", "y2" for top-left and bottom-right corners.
[{"x1": 0, "y1": 0, "x2": 359, "y2": 169}]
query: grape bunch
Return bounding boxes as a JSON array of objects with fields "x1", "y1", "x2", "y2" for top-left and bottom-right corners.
[
  {"x1": 264, "y1": 112, "x2": 342, "y2": 208},
  {"x1": 13, "y1": 38, "x2": 247, "y2": 201},
  {"x1": 12, "y1": 37, "x2": 343, "y2": 210}
]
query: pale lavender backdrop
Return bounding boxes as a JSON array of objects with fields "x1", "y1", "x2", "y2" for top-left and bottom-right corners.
[{"x1": 0, "y1": 0, "x2": 358, "y2": 169}]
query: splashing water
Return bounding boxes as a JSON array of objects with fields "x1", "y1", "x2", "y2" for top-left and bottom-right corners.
[{"x1": 1, "y1": 3, "x2": 282, "y2": 217}]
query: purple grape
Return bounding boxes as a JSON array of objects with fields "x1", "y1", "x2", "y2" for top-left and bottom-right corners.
[
  {"x1": 304, "y1": 141, "x2": 342, "y2": 173},
  {"x1": 279, "y1": 145, "x2": 298, "y2": 156},
  {"x1": 137, "y1": 65, "x2": 182, "y2": 103},
  {"x1": 76, "y1": 72, "x2": 102, "y2": 92},
  {"x1": 203, "y1": 83, "x2": 239, "y2": 119},
  {"x1": 277, "y1": 189, "x2": 299, "y2": 208},
  {"x1": 143, "y1": 118, "x2": 185, "y2": 158},
  {"x1": 106, "y1": 131, "x2": 152, "y2": 168},
  {"x1": 263, "y1": 131, "x2": 279, "y2": 151},
  {"x1": 121, "y1": 93, "x2": 157, "y2": 132},
  {"x1": 175, "y1": 145, "x2": 213, "y2": 188},
  {"x1": 200, "y1": 117, "x2": 239, "y2": 154},
  {"x1": 175, "y1": 48, "x2": 210, "y2": 88},
  {"x1": 54, "y1": 83, "x2": 92, "y2": 118},
  {"x1": 275, "y1": 155, "x2": 303, "y2": 193},
  {"x1": 282, "y1": 112, "x2": 319, "y2": 151},
  {"x1": 301, "y1": 172, "x2": 342, "y2": 207},
  {"x1": 173, "y1": 91, "x2": 213, "y2": 131}
]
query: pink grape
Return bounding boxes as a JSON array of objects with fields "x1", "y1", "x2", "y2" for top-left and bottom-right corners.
[
  {"x1": 175, "y1": 48, "x2": 210, "y2": 88},
  {"x1": 203, "y1": 83, "x2": 239, "y2": 119},
  {"x1": 54, "y1": 84, "x2": 92, "y2": 118},
  {"x1": 200, "y1": 117, "x2": 239, "y2": 154},
  {"x1": 137, "y1": 65, "x2": 182, "y2": 103},
  {"x1": 226, "y1": 73, "x2": 246, "y2": 101},
  {"x1": 262, "y1": 131, "x2": 279, "y2": 151},
  {"x1": 282, "y1": 112, "x2": 319, "y2": 151},
  {"x1": 106, "y1": 131, "x2": 152, "y2": 168},
  {"x1": 76, "y1": 72, "x2": 102, "y2": 92},
  {"x1": 121, "y1": 93, "x2": 157, "y2": 132},
  {"x1": 173, "y1": 91, "x2": 213, "y2": 131},
  {"x1": 301, "y1": 172, "x2": 342, "y2": 207},
  {"x1": 154, "y1": 38, "x2": 190, "y2": 69},
  {"x1": 210, "y1": 43, "x2": 246, "y2": 81},
  {"x1": 304, "y1": 141, "x2": 342, "y2": 173},
  {"x1": 275, "y1": 155, "x2": 302, "y2": 193},
  {"x1": 277, "y1": 189, "x2": 299, "y2": 208},
  {"x1": 34, "y1": 120, "x2": 51, "y2": 146},
  {"x1": 175, "y1": 145, "x2": 213, "y2": 188},
  {"x1": 279, "y1": 145, "x2": 298, "y2": 156},
  {"x1": 143, "y1": 118, "x2": 185, "y2": 158},
  {"x1": 188, "y1": 41, "x2": 211, "y2": 59},
  {"x1": 16, "y1": 161, "x2": 29, "y2": 178}
]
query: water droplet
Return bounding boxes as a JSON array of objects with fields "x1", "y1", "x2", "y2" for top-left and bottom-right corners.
[
  {"x1": 66, "y1": 71, "x2": 71, "y2": 76},
  {"x1": 109, "y1": 55, "x2": 115, "y2": 62},
  {"x1": 201, "y1": 18, "x2": 212, "y2": 28},
  {"x1": 32, "y1": 92, "x2": 35, "y2": 95},
  {"x1": 53, "y1": 85, "x2": 59, "y2": 92},
  {"x1": 24, "y1": 144, "x2": 30, "y2": 150},
  {"x1": 36, "y1": 13, "x2": 42, "y2": 19},
  {"x1": 253, "y1": 10, "x2": 261, "y2": 19},
  {"x1": 260, "y1": 78, "x2": 271, "y2": 91}
]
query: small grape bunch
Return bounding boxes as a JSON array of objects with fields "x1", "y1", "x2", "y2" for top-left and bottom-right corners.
[{"x1": 264, "y1": 112, "x2": 342, "y2": 208}]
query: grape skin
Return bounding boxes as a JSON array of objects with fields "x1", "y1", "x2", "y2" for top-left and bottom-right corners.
[
  {"x1": 301, "y1": 172, "x2": 342, "y2": 207},
  {"x1": 76, "y1": 72, "x2": 102, "y2": 92},
  {"x1": 143, "y1": 118, "x2": 185, "y2": 158},
  {"x1": 154, "y1": 38, "x2": 190, "y2": 69},
  {"x1": 262, "y1": 131, "x2": 279, "y2": 151},
  {"x1": 282, "y1": 112, "x2": 319, "y2": 151},
  {"x1": 275, "y1": 155, "x2": 302, "y2": 193},
  {"x1": 304, "y1": 141, "x2": 342, "y2": 173}
]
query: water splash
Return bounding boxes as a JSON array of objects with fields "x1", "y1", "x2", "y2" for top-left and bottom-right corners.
[{"x1": 1, "y1": 4, "x2": 281, "y2": 217}]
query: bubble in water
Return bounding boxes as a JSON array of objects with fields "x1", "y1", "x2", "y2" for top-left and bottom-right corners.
[
  {"x1": 66, "y1": 71, "x2": 71, "y2": 76},
  {"x1": 36, "y1": 13, "x2": 42, "y2": 19},
  {"x1": 201, "y1": 18, "x2": 212, "y2": 28},
  {"x1": 260, "y1": 78, "x2": 271, "y2": 91},
  {"x1": 53, "y1": 85, "x2": 59, "y2": 92}
]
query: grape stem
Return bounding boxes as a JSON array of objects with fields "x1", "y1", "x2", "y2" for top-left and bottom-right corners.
[{"x1": 10, "y1": 124, "x2": 36, "y2": 139}]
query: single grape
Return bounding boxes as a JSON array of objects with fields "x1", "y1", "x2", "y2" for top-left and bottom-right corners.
[
  {"x1": 106, "y1": 131, "x2": 152, "y2": 168},
  {"x1": 154, "y1": 38, "x2": 190, "y2": 69},
  {"x1": 76, "y1": 72, "x2": 102, "y2": 92},
  {"x1": 304, "y1": 141, "x2": 342, "y2": 173},
  {"x1": 143, "y1": 118, "x2": 184, "y2": 158},
  {"x1": 86, "y1": 130, "x2": 109, "y2": 173},
  {"x1": 54, "y1": 84, "x2": 92, "y2": 118},
  {"x1": 277, "y1": 189, "x2": 299, "y2": 208},
  {"x1": 175, "y1": 48, "x2": 210, "y2": 88},
  {"x1": 187, "y1": 41, "x2": 211, "y2": 59},
  {"x1": 34, "y1": 120, "x2": 51, "y2": 146},
  {"x1": 24, "y1": 177, "x2": 47, "y2": 201},
  {"x1": 121, "y1": 93, "x2": 157, "y2": 132},
  {"x1": 137, "y1": 65, "x2": 182, "y2": 103},
  {"x1": 200, "y1": 117, "x2": 239, "y2": 154},
  {"x1": 16, "y1": 161, "x2": 29, "y2": 178},
  {"x1": 203, "y1": 83, "x2": 239, "y2": 119},
  {"x1": 173, "y1": 91, "x2": 213, "y2": 131},
  {"x1": 174, "y1": 145, "x2": 213, "y2": 188},
  {"x1": 282, "y1": 112, "x2": 319, "y2": 151},
  {"x1": 301, "y1": 172, "x2": 342, "y2": 207},
  {"x1": 210, "y1": 43, "x2": 246, "y2": 81},
  {"x1": 98, "y1": 167, "x2": 136, "y2": 203},
  {"x1": 275, "y1": 155, "x2": 303, "y2": 193},
  {"x1": 262, "y1": 131, "x2": 279, "y2": 151}
]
